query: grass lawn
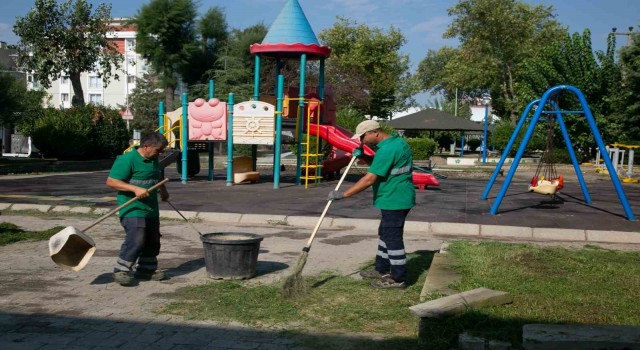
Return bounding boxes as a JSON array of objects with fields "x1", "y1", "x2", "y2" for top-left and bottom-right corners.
[
  {"x1": 0, "y1": 222, "x2": 63, "y2": 246},
  {"x1": 158, "y1": 241, "x2": 640, "y2": 349},
  {"x1": 424, "y1": 241, "x2": 640, "y2": 348}
]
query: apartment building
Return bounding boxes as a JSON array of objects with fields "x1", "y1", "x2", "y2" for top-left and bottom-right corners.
[{"x1": 28, "y1": 18, "x2": 149, "y2": 109}]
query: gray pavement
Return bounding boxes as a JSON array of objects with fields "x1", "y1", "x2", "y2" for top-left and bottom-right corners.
[
  {"x1": 0, "y1": 214, "x2": 442, "y2": 349},
  {"x1": 1, "y1": 165, "x2": 639, "y2": 349}
]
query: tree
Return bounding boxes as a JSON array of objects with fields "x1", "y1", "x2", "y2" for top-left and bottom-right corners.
[
  {"x1": 182, "y1": 7, "x2": 229, "y2": 85},
  {"x1": 127, "y1": 74, "x2": 165, "y2": 134},
  {"x1": 614, "y1": 30, "x2": 640, "y2": 142},
  {"x1": 13, "y1": 0, "x2": 122, "y2": 106},
  {"x1": 319, "y1": 17, "x2": 415, "y2": 119},
  {"x1": 132, "y1": 0, "x2": 199, "y2": 110},
  {"x1": 203, "y1": 24, "x2": 268, "y2": 101},
  {"x1": 416, "y1": 47, "x2": 461, "y2": 95},
  {"x1": 517, "y1": 30, "x2": 623, "y2": 157},
  {"x1": 438, "y1": 0, "x2": 564, "y2": 123},
  {"x1": 0, "y1": 72, "x2": 44, "y2": 129}
]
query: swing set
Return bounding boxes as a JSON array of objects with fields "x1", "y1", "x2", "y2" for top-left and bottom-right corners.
[
  {"x1": 528, "y1": 112, "x2": 564, "y2": 196},
  {"x1": 481, "y1": 85, "x2": 636, "y2": 221}
]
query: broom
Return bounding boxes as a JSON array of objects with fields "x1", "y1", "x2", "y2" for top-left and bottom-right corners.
[{"x1": 281, "y1": 156, "x2": 358, "y2": 298}]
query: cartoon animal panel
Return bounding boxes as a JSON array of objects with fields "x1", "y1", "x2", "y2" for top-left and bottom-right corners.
[
  {"x1": 233, "y1": 101, "x2": 275, "y2": 145},
  {"x1": 188, "y1": 98, "x2": 227, "y2": 141}
]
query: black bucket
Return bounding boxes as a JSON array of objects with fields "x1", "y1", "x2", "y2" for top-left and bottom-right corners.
[{"x1": 200, "y1": 232, "x2": 264, "y2": 279}]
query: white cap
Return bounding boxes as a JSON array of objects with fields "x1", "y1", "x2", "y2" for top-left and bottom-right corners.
[{"x1": 351, "y1": 120, "x2": 381, "y2": 139}]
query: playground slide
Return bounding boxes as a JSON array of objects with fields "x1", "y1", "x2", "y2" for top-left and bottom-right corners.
[
  {"x1": 308, "y1": 124, "x2": 375, "y2": 156},
  {"x1": 309, "y1": 124, "x2": 439, "y2": 189}
]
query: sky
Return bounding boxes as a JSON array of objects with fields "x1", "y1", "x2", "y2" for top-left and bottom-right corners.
[{"x1": 2, "y1": 0, "x2": 639, "y2": 69}]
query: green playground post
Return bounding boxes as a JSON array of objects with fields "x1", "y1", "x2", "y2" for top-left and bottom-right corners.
[
  {"x1": 226, "y1": 93, "x2": 235, "y2": 186},
  {"x1": 274, "y1": 74, "x2": 284, "y2": 189},
  {"x1": 208, "y1": 80, "x2": 215, "y2": 181},
  {"x1": 296, "y1": 54, "x2": 307, "y2": 185},
  {"x1": 181, "y1": 90, "x2": 188, "y2": 184}
]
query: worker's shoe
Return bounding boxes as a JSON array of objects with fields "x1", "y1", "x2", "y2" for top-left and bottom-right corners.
[
  {"x1": 370, "y1": 277, "x2": 406, "y2": 289},
  {"x1": 134, "y1": 269, "x2": 167, "y2": 281},
  {"x1": 113, "y1": 271, "x2": 135, "y2": 286},
  {"x1": 359, "y1": 269, "x2": 390, "y2": 280}
]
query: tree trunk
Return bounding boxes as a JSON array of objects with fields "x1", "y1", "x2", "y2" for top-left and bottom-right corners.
[
  {"x1": 70, "y1": 72, "x2": 85, "y2": 106},
  {"x1": 507, "y1": 67, "x2": 517, "y2": 124},
  {"x1": 165, "y1": 85, "x2": 175, "y2": 111}
]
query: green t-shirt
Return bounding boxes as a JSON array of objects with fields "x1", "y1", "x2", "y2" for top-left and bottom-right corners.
[
  {"x1": 367, "y1": 134, "x2": 415, "y2": 210},
  {"x1": 108, "y1": 148, "x2": 162, "y2": 218}
]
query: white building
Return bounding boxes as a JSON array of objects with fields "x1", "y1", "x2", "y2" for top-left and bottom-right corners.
[{"x1": 28, "y1": 18, "x2": 149, "y2": 109}]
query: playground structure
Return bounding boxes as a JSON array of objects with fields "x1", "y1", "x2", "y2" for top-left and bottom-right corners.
[
  {"x1": 594, "y1": 143, "x2": 639, "y2": 183},
  {"x1": 481, "y1": 85, "x2": 636, "y2": 221},
  {"x1": 130, "y1": 0, "x2": 439, "y2": 190}
]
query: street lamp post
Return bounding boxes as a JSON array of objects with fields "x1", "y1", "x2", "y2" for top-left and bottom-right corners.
[{"x1": 482, "y1": 96, "x2": 490, "y2": 165}]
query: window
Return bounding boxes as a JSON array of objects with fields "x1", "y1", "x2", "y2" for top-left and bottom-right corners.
[
  {"x1": 61, "y1": 76, "x2": 69, "y2": 85},
  {"x1": 29, "y1": 74, "x2": 40, "y2": 88},
  {"x1": 89, "y1": 76, "x2": 102, "y2": 89},
  {"x1": 89, "y1": 94, "x2": 102, "y2": 105},
  {"x1": 61, "y1": 93, "x2": 69, "y2": 102},
  {"x1": 125, "y1": 38, "x2": 135, "y2": 52},
  {"x1": 127, "y1": 75, "x2": 136, "y2": 84}
]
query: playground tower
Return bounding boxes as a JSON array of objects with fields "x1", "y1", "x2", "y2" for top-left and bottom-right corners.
[{"x1": 250, "y1": 0, "x2": 332, "y2": 187}]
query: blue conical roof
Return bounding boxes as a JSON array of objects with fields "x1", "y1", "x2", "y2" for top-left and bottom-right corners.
[{"x1": 262, "y1": 0, "x2": 319, "y2": 45}]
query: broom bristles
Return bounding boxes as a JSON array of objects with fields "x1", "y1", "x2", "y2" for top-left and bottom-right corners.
[{"x1": 281, "y1": 251, "x2": 309, "y2": 299}]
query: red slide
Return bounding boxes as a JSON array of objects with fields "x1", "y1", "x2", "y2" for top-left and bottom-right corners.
[
  {"x1": 308, "y1": 124, "x2": 439, "y2": 189},
  {"x1": 308, "y1": 124, "x2": 375, "y2": 156}
]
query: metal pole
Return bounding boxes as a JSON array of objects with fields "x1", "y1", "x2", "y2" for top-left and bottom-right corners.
[
  {"x1": 454, "y1": 88, "x2": 458, "y2": 117},
  {"x1": 226, "y1": 93, "x2": 234, "y2": 186},
  {"x1": 158, "y1": 101, "x2": 165, "y2": 135},
  {"x1": 208, "y1": 80, "x2": 214, "y2": 181},
  {"x1": 274, "y1": 75, "x2": 284, "y2": 189},
  {"x1": 482, "y1": 103, "x2": 488, "y2": 164},
  {"x1": 181, "y1": 89, "x2": 188, "y2": 184},
  {"x1": 296, "y1": 54, "x2": 307, "y2": 186},
  {"x1": 253, "y1": 55, "x2": 260, "y2": 101}
]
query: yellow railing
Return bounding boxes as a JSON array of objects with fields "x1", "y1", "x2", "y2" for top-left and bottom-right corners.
[
  {"x1": 300, "y1": 100, "x2": 323, "y2": 188},
  {"x1": 122, "y1": 114, "x2": 183, "y2": 154}
]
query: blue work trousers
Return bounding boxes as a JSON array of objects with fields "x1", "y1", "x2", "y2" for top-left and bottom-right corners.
[
  {"x1": 375, "y1": 209, "x2": 410, "y2": 282},
  {"x1": 114, "y1": 217, "x2": 161, "y2": 273}
]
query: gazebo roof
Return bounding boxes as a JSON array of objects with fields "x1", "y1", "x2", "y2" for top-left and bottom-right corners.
[
  {"x1": 250, "y1": 0, "x2": 331, "y2": 59},
  {"x1": 388, "y1": 109, "x2": 485, "y2": 132}
]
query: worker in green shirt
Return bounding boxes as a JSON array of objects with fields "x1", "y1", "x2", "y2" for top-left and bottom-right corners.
[
  {"x1": 329, "y1": 120, "x2": 415, "y2": 289},
  {"x1": 106, "y1": 133, "x2": 169, "y2": 286}
]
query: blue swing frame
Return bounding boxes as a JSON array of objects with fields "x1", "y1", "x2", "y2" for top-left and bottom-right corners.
[{"x1": 481, "y1": 85, "x2": 636, "y2": 221}]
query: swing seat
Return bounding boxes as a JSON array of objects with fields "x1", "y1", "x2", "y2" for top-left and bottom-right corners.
[
  {"x1": 551, "y1": 175, "x2": 564, "y2": 190},
  {"x1": 528, "y1": 179, "x2": 559, "y2": 195}
]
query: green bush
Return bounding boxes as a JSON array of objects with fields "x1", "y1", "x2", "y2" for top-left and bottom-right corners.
[
  {"x1": 31, "y1": 108, "x2": 92, "y2": 160},
  {"x1": 467, "y1": 138, "x2": 482, "y2": 151},
  {"x1": 88, "y1": 107, "x2": 130, "y2": 158},
  {"x1": 406, "y1": 137, "x2": 437, "y2": 161},
  {"x1": 335, "y1": 108, "x2": 364, "y2": 132},
  {"x1": 550, "y1": 148, "x2": 573, "y2": 164},
  {"x1": 489, "y1": 119, "x2": 547, "y2": 157},
  {"x1": 31, "y1": 105, "x2": 130, "y2": 160}
]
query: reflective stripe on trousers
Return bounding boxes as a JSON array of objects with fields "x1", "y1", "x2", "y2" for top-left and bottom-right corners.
[
  {"x1": 375, "y1": 208, "x2": 410, "y2": 282},
  {"x1": 114, "y1": 217, "x2": 161, "y2": 272}
]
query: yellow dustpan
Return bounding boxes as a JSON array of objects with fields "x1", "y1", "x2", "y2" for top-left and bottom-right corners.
[{"x1": 49, "y1": 178, "x2": 169, "y2": 272}]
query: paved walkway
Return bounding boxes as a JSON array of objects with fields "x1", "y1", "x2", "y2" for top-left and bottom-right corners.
[
  {"x1": 0, "y1": 165, "x2": 639, "y2": 349},
  {"x1": 0, "y1": 215, "x2": 442, "y2": 349}
]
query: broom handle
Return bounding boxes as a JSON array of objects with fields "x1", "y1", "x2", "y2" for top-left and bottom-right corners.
[
  {"x1": 82, "y1": 178, "x2": 170, "y2": 232},
  {"x1": 303, "y1": 156, "x2": 358, "y2": 251}
]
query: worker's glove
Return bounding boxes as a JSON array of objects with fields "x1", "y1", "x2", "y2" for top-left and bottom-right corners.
[
  {"x1": 327, "y1": 190, "x2": 345, "y2": 201},
  {"x1": 352, "y1": 147, "x2": 363, "y2": 158}
]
